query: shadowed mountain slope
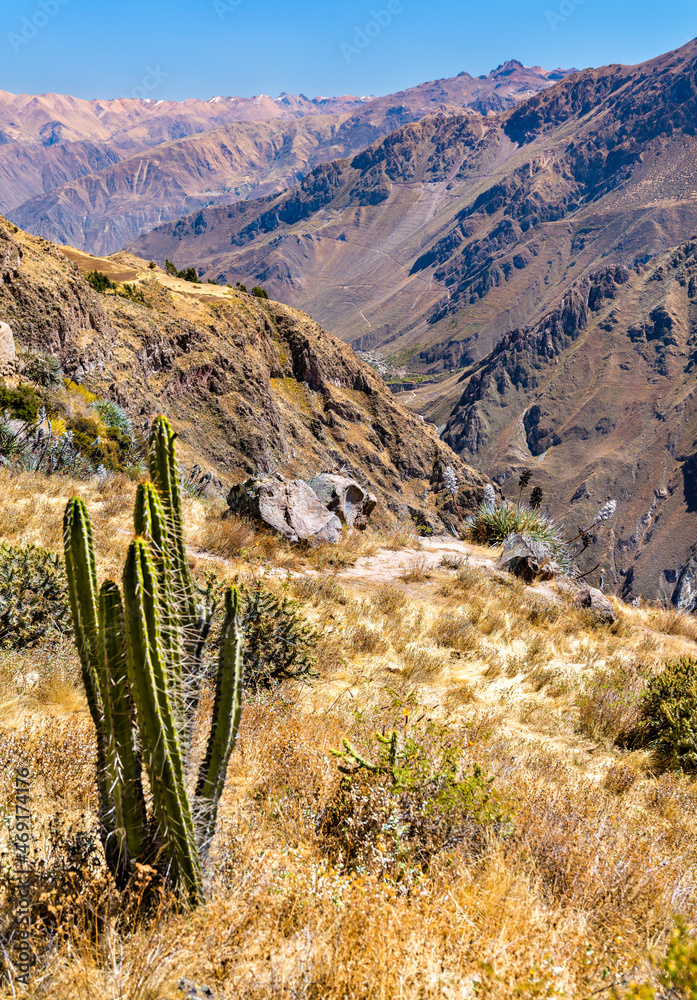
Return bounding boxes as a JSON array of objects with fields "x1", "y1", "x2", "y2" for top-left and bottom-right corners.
[{"x1": 429, "y1": 243, "x2": 697, "y2": 609}]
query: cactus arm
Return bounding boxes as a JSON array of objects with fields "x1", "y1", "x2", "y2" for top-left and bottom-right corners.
[
  {"x1": 122, "y1": 538, "x2": 203, "y2": 905},
  {"x1": 99, "y1": 580, "x2": 147, "y2": 882},
  {"x1": 195, "y1": 587, "x2": 244, "y2": 849},
  {"x1": 63, "y1": 498, "x2": 115, "y2": 853},
  {"x1": 147, "y1": 416, "x2": 211, "y2": 738},
  {"x1": 134, "y1": 481, "x2": 185, "y2": 738},
  {"x1": 147, "y1": 416, "x2": 198, "y2": 625}
]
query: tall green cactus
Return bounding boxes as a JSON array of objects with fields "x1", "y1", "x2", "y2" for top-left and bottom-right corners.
[{"x1": 63, "y1": 416, "x2": 244, "y2": 905}]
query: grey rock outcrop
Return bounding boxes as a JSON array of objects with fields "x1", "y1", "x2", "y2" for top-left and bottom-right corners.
[
  {"x1": 577, "y1": 584, "x2": 617, "y2": 624},
  {"x1": 307, "y1": 473, "x2": 377, "y2": 530},
  {"x1": 674, "y1": 555, "x2": 697, "y2": 612},
  {"x1": 496, "y1": 532, "x2": 560, "y2": 583},
  {"x1": 0, "y1": 321, "x2": 16, "y2": 374},
  {"x1": 227, "y1": 475, "x2": 342, "y2": 543}
]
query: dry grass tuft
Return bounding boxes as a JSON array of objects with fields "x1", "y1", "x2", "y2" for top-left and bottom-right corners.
[
  {"x1": 199, "y1": 506, "x2": 259, "y2": 559},
  {"x1": 400, "y1": 554, "x2": 432, "y2": 583},
  {"x1": 650, "y1": 604, "x2": 697, "y2": 643}
]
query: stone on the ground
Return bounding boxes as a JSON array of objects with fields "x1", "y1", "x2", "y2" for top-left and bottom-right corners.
[
  {"x1": 496, "y1": 532, "x2": 559, "y2": 583},
  {"x1": 307, "y1": 473, "x2": 377, "y2": 529},
  {"x1": 0, "y1": 322, "x2": 16, "y2": 374},
  {"x1": 177, "y1": 979, "x2": 214, "y2": 999},
  {"x1": 227, "y1": 475, "x2": 343, "y2": 543},
  {"x1": 577, "y1": 584, "x2": 617, "y2": 623}
]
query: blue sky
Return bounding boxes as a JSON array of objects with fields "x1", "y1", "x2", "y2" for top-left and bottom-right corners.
[{"x1": 1, "y1": 0, "x2": 695, "y2": 101}]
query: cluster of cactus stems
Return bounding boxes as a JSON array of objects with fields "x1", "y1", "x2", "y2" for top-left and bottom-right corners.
[{"x1": 63, "y1": 416, "x2": 244, "y2": 905}]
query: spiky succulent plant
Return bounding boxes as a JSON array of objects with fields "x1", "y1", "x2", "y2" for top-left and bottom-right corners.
[{"x1": 63, "y1": 416, "x2": 244, "y2": 905}]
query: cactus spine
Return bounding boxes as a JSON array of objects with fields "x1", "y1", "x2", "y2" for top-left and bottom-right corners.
[{"x1": 63, "y1": 416, "x2": 244, "y2": 905}]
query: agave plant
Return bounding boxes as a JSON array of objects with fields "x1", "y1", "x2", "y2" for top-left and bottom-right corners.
[{"x1": 63, "y1": 416, "x2": 244, "y2": 905}]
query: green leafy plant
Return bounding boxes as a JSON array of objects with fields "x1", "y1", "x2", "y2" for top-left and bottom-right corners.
[
  {"x1": 240, "y1": 580, "x2": 318, "y2": 689},
  {"x1": 20, "y1": 351, "x2": 64, "y2": 388},
  {"x1": 251, "y1": 285, "x2": 269, "y2": 299},
  {"x1": 91, "y1": 399, "x2": 133, "y2": 439},
  {"x1": 63, "y1": 416, "x2": 245, "y2": 905},
  {"x1": 0, "y1": 543, "x2": 71, "y2": 649},
  {"x1": 0, "y1": 384, "x2": 41, "y2": 462},
  {"x1": 620, "y1": 917, "x2": 697, "y2": 998},
  {"x1": 621, "y1": 657, "x2": 697, "y2": 770},
  {"x1": 319, "y1": 726, "x2": 511, "y2": 879}
]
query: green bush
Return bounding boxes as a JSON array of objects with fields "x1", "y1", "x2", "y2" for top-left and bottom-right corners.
[
  {"x1": 318, "y1": 726, "x2": 511, "y2": 880},
  {"x1": 91, "y1": 399, "x2": 133, "y2": 439},
  {"x1": 0, "y1": 383, "x2": 40, "y2": 425},
  {"x1": 0, "y1": 543, "x2": 71, "y2": 649},
  {"x1": 165, "y1": 259, "x2": 199, "y2": 283},
  {"x1": 85, "y1": 270, "x2": 117, "y2": 293},
  {"x1": 66, "y1": 414, "x2": 123, "y2": 471},
  {"x1": 251, "y1": 286, "x2": 269, "y2": 299},
  {"x1": 240, "y1": 580, "x2": 318, "y2": 689},
  {"x1": 622, "y1": 657, "x2": 697, "y2": 770},
  {"x1": 464, "y1": 499, "x2": 571, "y2": 571},
  {"x1": 21, "y1": 352, "x2": 63, "y2": 388}
]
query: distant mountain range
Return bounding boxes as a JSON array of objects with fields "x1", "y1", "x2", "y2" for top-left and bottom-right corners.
[
  {"x1": 2, "y1": 62, "x2": 573, "y2": 255},
  {"x1": 130, "y1": 40, "x2": 697, "y2": 366}
]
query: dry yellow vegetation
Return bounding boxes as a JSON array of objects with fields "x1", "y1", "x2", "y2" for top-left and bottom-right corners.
[{"x1": 2, "y1": 471, "x2": 697, "y2": 998}]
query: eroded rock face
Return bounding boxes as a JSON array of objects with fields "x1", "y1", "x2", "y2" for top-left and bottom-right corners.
[
  {"x1": 674, "y1": 556, "x2": 697, "y2": 612},
  {"x1": 227, "y1": 475, "x2": 343, "y2": 543},
  {"x1": 307, "y1": 473, "x2": 377, "y2": 530},
  {"x1": 0, "y1": 321, "x2": 16, "y2": 373}
]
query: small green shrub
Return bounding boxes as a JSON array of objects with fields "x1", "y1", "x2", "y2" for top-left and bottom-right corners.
[
  {"x1": 622, "y1": 917, "x2": 697, "y2": 999},
  {"x1": 91, "y1": 399, "x2": 133, "y2": 438},
  {"x1": 0, "y1": 383, "x2": 40, "y2": 425},
  {"x1": 20, "y1": 352, "x2": 64, "y2": 388},
  {"x1": 0, "y1": 543, "x2": 71, "y2": 649},
  {"x1": 251, "y1": 286, "x2": 269, "y2": 299},
  {"x1": 65, "y1": 414, "x2": 124, "y2": 471},
  {"x1": 241, "y1": 580, "x2": 319, "y2": 689},
  {"x1": 318, "y1": 726, "x2": 511, "y2": 880},
  {"x1": 85, "y1": 270, "x2": 117, "y2": 293},
  {"x1": 622, "y1": 657, "x2": 697, "y2": 770},
  {"x1": 165, "y1": 259, "x2": 199, "y2": 283}
]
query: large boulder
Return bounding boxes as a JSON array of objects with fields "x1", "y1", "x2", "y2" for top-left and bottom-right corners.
[
  {"x1": 0, "y1": 322, "x2": 16, "y2": 374},
  {"x1": 307, "y1": 473, "x2": 377, "y2": 530},
  {"x1": 577, "y1": 584, "x2": 616, "y2": 624},
  {"x1": 496, "y1": 533, "x2": 560, "y2": 583},
  {"x1": 227, "y1": 475, "x2": 342, "y2": 543}
]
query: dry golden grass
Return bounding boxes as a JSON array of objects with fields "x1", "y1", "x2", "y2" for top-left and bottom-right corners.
[{"x1": 4, "y1": 472, "x2": 697, "y2": 997}]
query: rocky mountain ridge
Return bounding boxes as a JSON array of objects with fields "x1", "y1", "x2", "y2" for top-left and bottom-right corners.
[
  {"x1": 431, "y1": 244, "x2": 697, "y2": 608},
  {"x1": 0, "y1": 219, "x2": 487, "y2": 531},
  {"x1": 128, "y1": 38, "x2": 697, "y2": 374},
  {"x1": 3, "y1": 62, "x2": 574, "y2": 255}
]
